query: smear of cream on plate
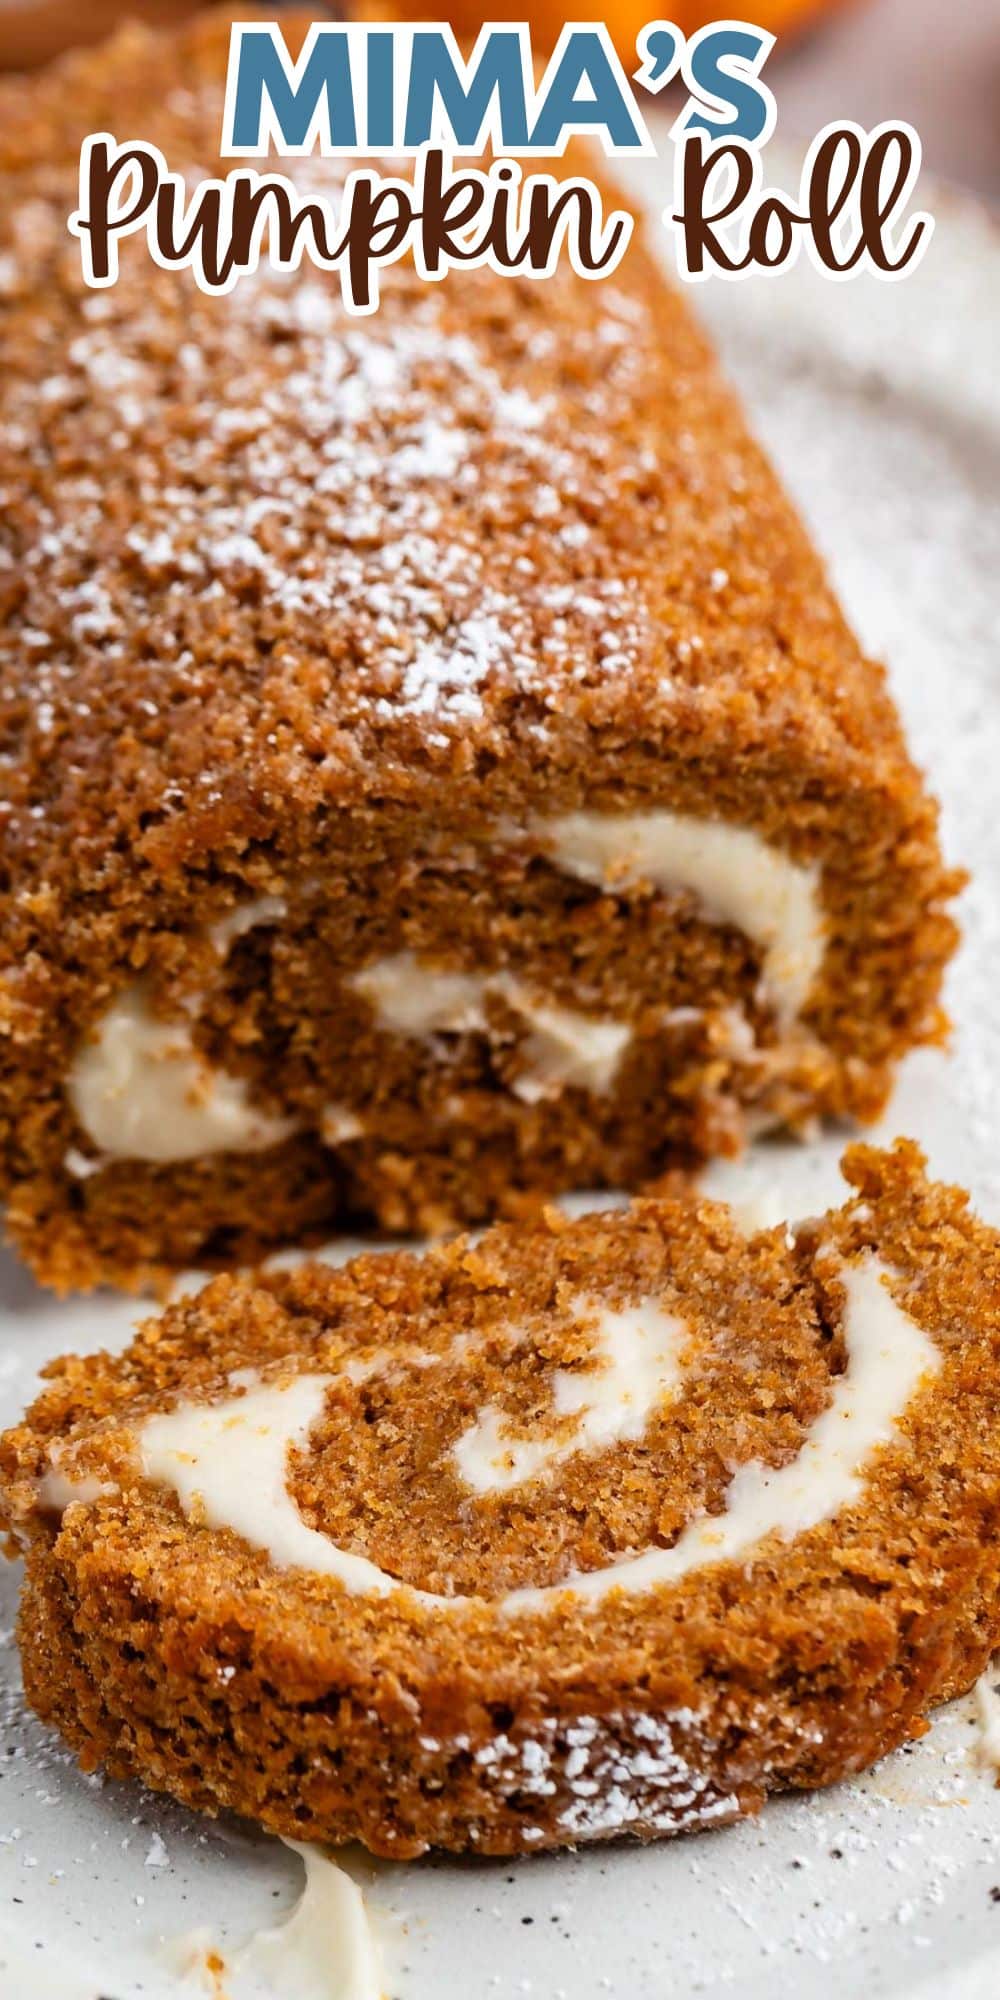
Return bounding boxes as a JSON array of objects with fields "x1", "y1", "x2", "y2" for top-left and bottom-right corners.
[
  {"x1": 162, "y1": 1838, "x2": 383, "y2": 1999},
  {"x1": 973, "y1": 1669, "x2": 1000, "y2": 1778}
]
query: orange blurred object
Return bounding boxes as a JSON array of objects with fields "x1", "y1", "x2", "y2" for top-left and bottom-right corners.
[
  {"x1": 672, "y1": 0, "x2": 853, "y2": 25},
  {"x1": 0, "y1": 0, "x2": 857, "y2": 74},
  {"x1": 402, "y1": 0, "x2": 856, "y2": 53},
  {"x1": 0, "y1": 0, "x2": 204, "y2": 71}
]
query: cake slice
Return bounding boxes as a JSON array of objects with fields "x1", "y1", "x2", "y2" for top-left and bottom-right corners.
[
  {"x1": 3, "y1": 1142, "x2": 999, "y2": 1857},
  {"x1": 0, "y1": 12, "x2": 958, "y2": 1290}
]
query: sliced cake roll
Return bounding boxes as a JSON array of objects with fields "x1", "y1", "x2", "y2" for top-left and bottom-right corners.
[
  {"x1": 3, "y1": 1142, "x2": 999, "y2": 1856},
  {"x1": 0, "y1": 11, "x2": 958, "y2": 1287}
]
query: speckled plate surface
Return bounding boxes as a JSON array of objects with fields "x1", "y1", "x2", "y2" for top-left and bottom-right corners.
[{"x1": 2, "y1": 144, "x2": 999, "y2": 2000}]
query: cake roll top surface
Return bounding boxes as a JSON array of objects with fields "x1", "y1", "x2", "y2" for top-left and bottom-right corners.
[
  {"x1": 4, "y1": 1142, "x2": 999, "y2": 1706},
  {"x1": 0, "y1": 7, "x2": 921, "y2": 936}
]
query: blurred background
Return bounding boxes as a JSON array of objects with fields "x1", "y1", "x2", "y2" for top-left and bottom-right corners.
[{"x1": 0, "y1": 0, "x2": 995, "y2": 198}]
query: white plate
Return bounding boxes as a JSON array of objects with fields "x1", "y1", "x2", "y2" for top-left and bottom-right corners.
[{"x1": 2, "y1": 144, "x2": 1000, "y2": 2000}]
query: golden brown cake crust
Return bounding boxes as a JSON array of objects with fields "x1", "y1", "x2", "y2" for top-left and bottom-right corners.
[
  {"x1": 0, "y1": 10, "x2": 959, "y2": 1289},
  {"x1": 3, "y1": 1142, "x2": 1000, "y2": 1857}
]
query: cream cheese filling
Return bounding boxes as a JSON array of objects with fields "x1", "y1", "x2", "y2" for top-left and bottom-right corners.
[
  {"x1": 506, "y1": 1257, "x2": 938, "y2": 1612},
  {"x1": 531, "y1": 809, "x2": 824, "y2": 1022},
  {"x1": 206, "y1": 892, "x2": 288, "y2": 953},
  {"x1": 139, "y1": 1374, "x2": 409, "y2": 1599},
  {"x1": 67, "y1": 984, "x2": 300, "y2": 1166},
  {"x1": 452, "y1": 1298, "x2": 688, "y2": 1493},
  {"x1": 351, "y1": 952, "x2": 632, "y2": 1100},
  {"x1": 67, "y1": 805, "x2": 822, "y2": 1166},
  {"x1": 67, "y1": 894, "x2": 300, "y2": 1166},
  {"x1": 39, "y1": 1256, "x2": 939, "y2": 1614}
]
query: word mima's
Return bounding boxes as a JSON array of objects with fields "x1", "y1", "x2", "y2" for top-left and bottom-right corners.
[{"x1": 219, "y1": 20, "x2": 777, "y2": 158}]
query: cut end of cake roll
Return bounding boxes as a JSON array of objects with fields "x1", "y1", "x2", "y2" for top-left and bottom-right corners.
[
  {"x1": 0, "y1": 11, "x2": 960, "y2": 1289},
  {"x1": 3, "y1": 1141, "x2": 999, "y2": 1857}
]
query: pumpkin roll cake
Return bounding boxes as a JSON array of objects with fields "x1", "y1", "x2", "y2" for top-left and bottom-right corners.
[
  {"x1": 2, "y1": 1142, "x2": 999, "y2": 1856},
  {"x1": 0, "y1": 11, "x2": 959, "y2": 1288}
]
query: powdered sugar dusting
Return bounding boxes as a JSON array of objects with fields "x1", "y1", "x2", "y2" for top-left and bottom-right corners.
[
  {"x1": 0, "y1": 110, "x2": 657, "y2": 852},
  {"x1": 470, "y1": 1710, "x2": 741, "y2": 1844},
  {"x1": 390, "y1": 607, "x2": 510, "y2": 724}
]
